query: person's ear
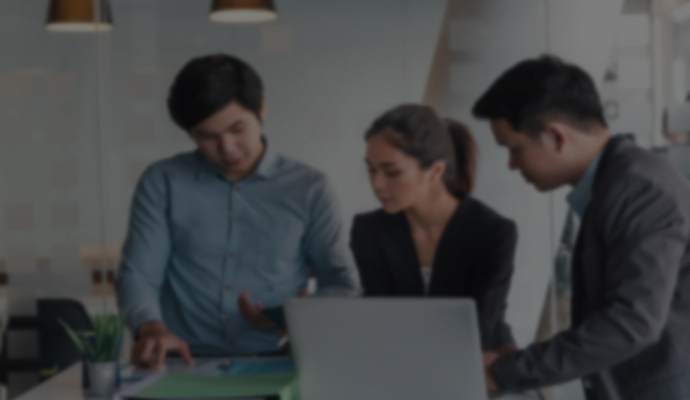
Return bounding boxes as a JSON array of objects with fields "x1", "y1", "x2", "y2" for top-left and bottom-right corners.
[
  {"x1": 429, "y1": 160, "x2": 446, "y2": 184},
  {"x1": 260, "y1": 98, "x2": 267, "y2": 120},
  {"x1": 541, "y1": 122, "x2": 570, "y2": 153}
]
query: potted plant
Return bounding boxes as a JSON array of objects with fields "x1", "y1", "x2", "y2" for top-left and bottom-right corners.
[{"x1": 60, "y1": 313, "x2": 124, "y2": 398}]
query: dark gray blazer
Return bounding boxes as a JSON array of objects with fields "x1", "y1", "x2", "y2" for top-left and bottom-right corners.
[
  {"x1": 350, "y1": 197, "x2": 517, "y2": 350},
  {"x1": 492, "y1": 137, "x2": 690, "y2": 400}
]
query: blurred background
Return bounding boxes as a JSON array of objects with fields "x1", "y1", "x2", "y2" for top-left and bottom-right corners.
[{"x1": 1, "y1": 0, "x2": 690, "y2": 398}]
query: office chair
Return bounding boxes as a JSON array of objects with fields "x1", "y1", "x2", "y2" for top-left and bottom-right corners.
[{"x1": 0, "y1": 298, "x2": 93, "y2": 385}]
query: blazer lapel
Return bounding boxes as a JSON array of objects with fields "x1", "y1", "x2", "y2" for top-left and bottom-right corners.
[
  {"x1": 429, "y1": 198, "x2": 475, "y2": 296},
  {"x1": 572, "y1": 136, "x2": 630, "y2": 323},
  {"x1": 380, "y1": 213, "x2": 425, "y2": 295},
  {"x1": 571, "y1": 221, "x2": 588, "y2": 325}
]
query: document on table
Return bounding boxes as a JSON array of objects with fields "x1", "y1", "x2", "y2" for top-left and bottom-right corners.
[
  {"x1": 123, "y1": 372, "x2": 296, "y2": 399},
  {"x1": 114, "y1": 358, "x2": 298, "y2": 400},
  {"x1": 221, "y1": 359, "x2": 295, "y2": 376}
]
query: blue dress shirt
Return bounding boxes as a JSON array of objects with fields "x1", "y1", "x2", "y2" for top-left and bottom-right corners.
[
  {"x1": 115, "y1": 141, "x2": 361, "y2": 356},
  {"x1": 567, "y1": 151, "x2": 603, "y2": 218}
]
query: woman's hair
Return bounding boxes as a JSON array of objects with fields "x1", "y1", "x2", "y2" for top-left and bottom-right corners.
[{"x1": 365, "y1": 104, "x2": 477, "y2": 197}]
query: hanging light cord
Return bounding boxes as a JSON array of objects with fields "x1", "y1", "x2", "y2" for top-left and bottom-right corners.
[{"x1": 93, "y1": 0, "x2": 111, "y2": 314}]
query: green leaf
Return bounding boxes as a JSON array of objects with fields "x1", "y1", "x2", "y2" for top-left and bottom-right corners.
[
  {"x1": 59, "y1": 313, "x2": 124, "y2": 362},
  {"x1": 58, "y1": 319, "x2": 88, "y2": 355}
]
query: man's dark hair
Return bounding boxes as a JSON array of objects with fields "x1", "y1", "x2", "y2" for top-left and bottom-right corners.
[
  {"x1": 472, "y1": 55, "x2": 607, "y2": 137},
  {"x1": 168, "y1": 54, "x2": 264, "y2": 132}
]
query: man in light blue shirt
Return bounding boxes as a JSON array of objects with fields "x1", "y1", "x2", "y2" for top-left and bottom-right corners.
[{"x1": 116, "y1": 54, "x2": 360, "y2": 369}]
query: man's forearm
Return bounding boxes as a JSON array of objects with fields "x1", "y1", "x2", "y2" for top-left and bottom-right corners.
[
  {"x1": 314, "y1": 283, "x2": 360, "y2": 297},
  {"x1": 116, "y1": 272, "x2": 164, "y2": 331},
  {"x1": 312, "y1": 265, "x2": 362, "y2": 297}
]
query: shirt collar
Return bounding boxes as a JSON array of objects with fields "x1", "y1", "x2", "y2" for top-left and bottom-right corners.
[
  {"x1": 253, "y1": 137, "x2": 279, "y2": 180},
  {"x1": 195, "y1": 136, "x2": 279, "y2": 182},
  {"x1": 195, "y1": 150, "x2": 224, "y2": 181},
  {"x1": 567, "y1": 151, "x2": 603, "y2": 218}
]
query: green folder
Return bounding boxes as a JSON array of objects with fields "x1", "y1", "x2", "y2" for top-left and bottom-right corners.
[{"x1": 135, "y1": 372, "x2": 299, "y2": 400}]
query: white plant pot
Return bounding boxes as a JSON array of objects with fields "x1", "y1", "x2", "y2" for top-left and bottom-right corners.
[{"x1": 84, "y1": 360, "x2": 117, "y2": 398}]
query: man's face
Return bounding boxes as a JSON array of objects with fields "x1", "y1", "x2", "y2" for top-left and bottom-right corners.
[
  {"x1": 190, "y1": 100, "x2": 265, "y2": 181},
  {"x1": 490, "y1": 119, "x2": 568, "y2": 191}
]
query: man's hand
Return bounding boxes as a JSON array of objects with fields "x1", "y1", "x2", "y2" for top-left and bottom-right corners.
[
  {"x1": 237, "y1": 291, "x2": 275, "y2": 328},
  {"x1": 131, "y1": 321, "x2": 195, "y2": 370},
  {"x1": 238, "y1": 289, "x2": 310, "y2": 330},
  {"x1": 483, "y1": 345, "x2": 519, "y2": 392}
]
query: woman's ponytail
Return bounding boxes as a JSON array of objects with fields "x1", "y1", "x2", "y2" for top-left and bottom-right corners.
[{"x1": 444, "y1": 118, "x2": 477, "y2": 197}]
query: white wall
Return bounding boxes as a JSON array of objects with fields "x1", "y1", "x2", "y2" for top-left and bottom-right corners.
[{"x1": 0, "y1": 0, "x2": 103, "y2": 295}]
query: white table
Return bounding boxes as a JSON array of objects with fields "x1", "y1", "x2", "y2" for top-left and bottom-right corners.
[
  {"x1": 14, "y1": 363, "x2": 83, "y2": 400},
  {"x1": 15, "y1": 361, "x2": 542, "y2": 400}
]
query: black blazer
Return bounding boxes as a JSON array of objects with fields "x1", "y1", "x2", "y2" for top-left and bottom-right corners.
[{"x1": 350, "y1": 196, "x2": 517, "y2": 350}]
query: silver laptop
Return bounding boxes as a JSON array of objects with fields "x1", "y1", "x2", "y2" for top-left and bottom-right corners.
[{"x1": 285, "y1": 298, "x2": 488, "y2": 400}]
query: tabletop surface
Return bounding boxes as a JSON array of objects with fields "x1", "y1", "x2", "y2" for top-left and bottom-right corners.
[
  {"x1": 15, "y1": 363, "x2": 82, "y2": 400},
  {"x1": 15, "y1": 360, "x2": 542, "y2": 400}
]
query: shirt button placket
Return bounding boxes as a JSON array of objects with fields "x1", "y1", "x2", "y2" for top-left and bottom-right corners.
[{"x1": 223, "y1": 183, "x2": 236, "y2": 341}]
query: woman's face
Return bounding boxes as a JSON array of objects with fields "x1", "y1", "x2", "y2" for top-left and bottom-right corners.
[{"x1": 365, "y1": 133, "x2": 437, "y2": 214}]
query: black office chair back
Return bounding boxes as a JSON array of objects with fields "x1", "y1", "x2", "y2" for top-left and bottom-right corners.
[
  {"x1": 0, "y1": 298, "x2": 93, "y2": 386},
  {"x1": 38, "y1": 299, "x2": 94, "y2": 372}
]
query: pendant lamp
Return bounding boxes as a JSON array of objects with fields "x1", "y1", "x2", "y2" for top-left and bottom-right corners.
[
  {"x1": 210, "y1": 0, "x2": 277, "y2": 23},
  {"x1": 46, "y1": 0, "x2": 113, "y2": 32}
]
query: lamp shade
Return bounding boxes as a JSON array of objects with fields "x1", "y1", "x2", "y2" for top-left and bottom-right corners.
[
  {"x1": 46, "y1": 0, "x2": 113, "y2": 32},
  {"x1": 210, "y1": 0, "x2": 277, "y2": 23}
]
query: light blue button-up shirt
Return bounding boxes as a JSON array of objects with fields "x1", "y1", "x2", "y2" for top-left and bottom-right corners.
[
  {"x1": 116, "y1": 141, "x2": 361, "y2": 356},
  {"x1": 567, "y1": 152, "x2": 603, "y2": 218}
]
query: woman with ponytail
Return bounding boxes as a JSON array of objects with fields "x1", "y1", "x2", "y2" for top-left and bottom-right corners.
[{"x1": 351, "y1": 104, "x2": 517, "y2": 349}]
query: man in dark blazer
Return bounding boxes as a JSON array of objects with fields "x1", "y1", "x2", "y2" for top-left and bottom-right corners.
[{"x1": 473, "y1": 55, "x2": 690, "y2": 400}]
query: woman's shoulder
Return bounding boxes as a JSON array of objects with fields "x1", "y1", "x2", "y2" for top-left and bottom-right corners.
[
  {"x1": 352, "y1": 208, "x2": 401, "y2": 233},
  {"x1": 461, "y1": 197, "x2": 517, "y2": 233}
]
